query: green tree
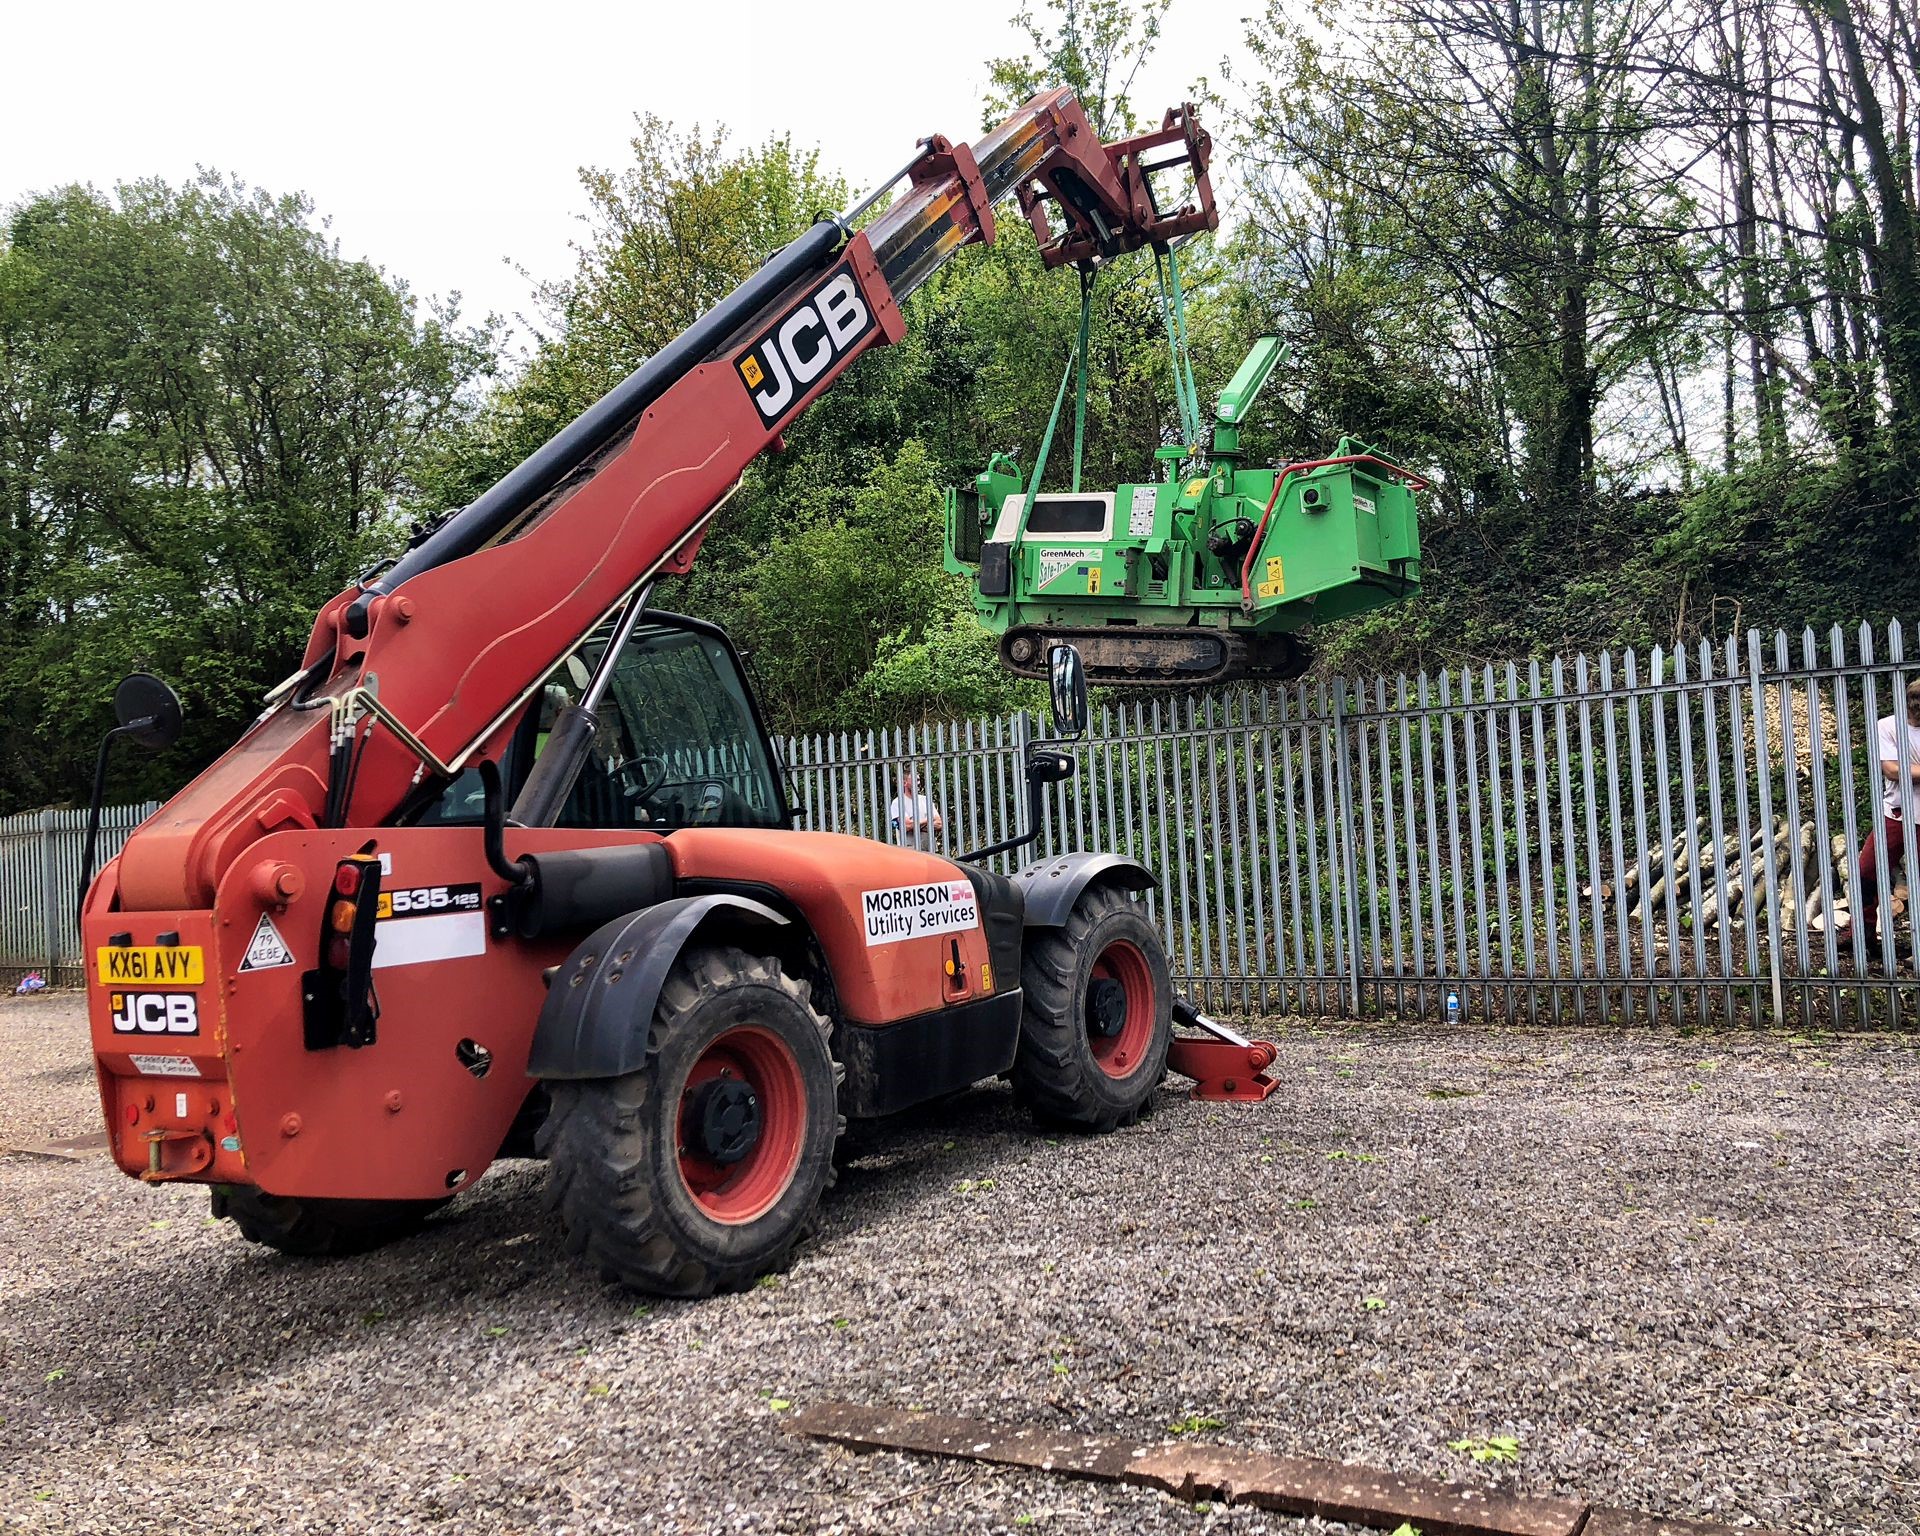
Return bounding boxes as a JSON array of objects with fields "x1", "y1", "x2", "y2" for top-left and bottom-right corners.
[
  {"x1": 733, "y1": 442, "x2": 956, "y2": 728},
  {"x1": 0, "y1": 174, "x2": 493, "y2": 812},
  {"x1": 428, "y1": 118, "x2": 850, "y2": 509},
  {"x1": 985, "y1": 0, "x2": 1177, "y2": 133}
]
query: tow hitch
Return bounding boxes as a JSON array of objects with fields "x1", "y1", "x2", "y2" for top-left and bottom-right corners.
[{"x1": 140, "y1": 1127, "x2": 213, "y2": 1182}]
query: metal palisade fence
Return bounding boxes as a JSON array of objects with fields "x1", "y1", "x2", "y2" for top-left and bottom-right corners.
[
  {"x1": 1, "y1": 804, "x2": 158, "y2": 986},
  {"x1": 783, "y1": 621, "x2": 1920, "y2": 1028},
  {"x1": 6, "y1": 622, "x2": 1918, "y2": 1026}
]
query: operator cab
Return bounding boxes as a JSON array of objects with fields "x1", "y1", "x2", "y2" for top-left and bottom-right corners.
[{"x1": 414, "y1": 611, "x2": 788, "y2": 831}]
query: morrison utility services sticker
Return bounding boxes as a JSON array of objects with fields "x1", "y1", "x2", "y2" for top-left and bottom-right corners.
[
  {"x1": 861, "y1": 881, "x2": 980, "y2": 947},
  {"x1": 128, "y1": 1054, "x2": 201, "y2": 1078}
]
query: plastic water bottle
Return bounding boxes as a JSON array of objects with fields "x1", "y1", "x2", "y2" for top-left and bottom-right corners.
[{"x1": 1445, "y1": 989, "x2": 1461, "y2": 1022}]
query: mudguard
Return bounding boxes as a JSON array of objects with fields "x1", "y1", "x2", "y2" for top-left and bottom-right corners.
[
  {"x1": 528, "y1": 895, "x2": 789, "y2": 1081},
  {"x1": 1011, "y1": 852, "x2": 1155, "y2": 928}
]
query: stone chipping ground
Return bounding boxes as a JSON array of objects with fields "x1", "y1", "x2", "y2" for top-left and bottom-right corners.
[{"x1": 0, "y1": 992, "x2": 1915, "y2": 1536}]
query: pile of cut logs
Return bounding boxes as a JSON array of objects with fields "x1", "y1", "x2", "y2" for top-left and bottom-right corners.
[{"x1": 1589, "y1": 816, "x2": 1910, "y2": 935}]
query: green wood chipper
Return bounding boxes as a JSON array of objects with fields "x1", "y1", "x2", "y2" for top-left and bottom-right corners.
[{"x1": 944, "y1": 330, "x2": 1427, "y2": 687}]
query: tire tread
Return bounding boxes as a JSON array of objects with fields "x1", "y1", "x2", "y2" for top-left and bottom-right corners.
[
  {"x1": 1011, "y1": 885, "x2": 1172, "y2": 1133},
  {"x1": 215, "y1": 1187, "x2": 446, "y2": 1257},
  {"x1": 537, "y1": 946, "x2": 840, "y2": 1297}
]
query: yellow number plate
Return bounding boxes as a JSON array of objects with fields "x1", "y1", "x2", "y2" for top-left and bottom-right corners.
[{"x1": 97, "y1": 946, "x2": 204, "y2": 986}]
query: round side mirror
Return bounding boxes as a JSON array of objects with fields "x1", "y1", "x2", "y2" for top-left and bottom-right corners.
[
  {"x1": 1048, "y1": 644, "x2": 1089, "y2": 739},
  {"x1": 114, "y1": 672, "x2": 184, "y2": 752}
]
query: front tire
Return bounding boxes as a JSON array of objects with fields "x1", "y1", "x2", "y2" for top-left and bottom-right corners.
[
  {"x1": 212, "y1": 1187, "x2": 448, "y2": 1257},
  {"x1": 538, "y1": 946, "x2": 841, "y2": 1297},
  {"x1": 1012, "y1": 884, "x2": 1172, "y2": 1131}
]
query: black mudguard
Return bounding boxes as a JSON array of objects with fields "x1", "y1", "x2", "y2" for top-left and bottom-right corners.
[
  {"x1": 528, "y1": 895, "x2": 789, "y2": 1081},
  {"x1": 958, "y1": 862, "x2": 1025, "y2": 990},
  {"x1": 1010, "y1": 852, "x2": 1155, "y2": 928}
]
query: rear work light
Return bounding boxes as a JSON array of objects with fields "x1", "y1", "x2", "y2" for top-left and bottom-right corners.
[{"x1": 305, "y1": 852, "x2": 383, "y2": 1051}]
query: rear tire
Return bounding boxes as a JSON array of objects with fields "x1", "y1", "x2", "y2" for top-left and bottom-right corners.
[
  {"x1": 212, "y1": 1186, "x2": 448, "y2": 1257},
  {"x1": 538, "y1": 946, "x2": 842, "y2": 1297},
  {"x1": 1012, "y1": 884, "x2": 1172, "y2": 1131}
]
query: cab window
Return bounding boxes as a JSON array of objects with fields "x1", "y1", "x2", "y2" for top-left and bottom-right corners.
[
  {"x1": 555, "y1": 622, "x2": 785, "y2": 829},
  {"x1": 414, "y1": 619, "x2": 786, "y2": 830}
]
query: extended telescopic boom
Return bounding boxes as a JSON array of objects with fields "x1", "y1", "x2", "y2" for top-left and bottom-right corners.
[{"x1": 113, "y1": 90, "x2": 1216, "y2": 913}]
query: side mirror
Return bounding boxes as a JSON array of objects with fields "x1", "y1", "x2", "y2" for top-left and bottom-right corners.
[
  {"x1": 76, "y1": 672, "x2": 183, "y2": 927},
  {"x1": 114, "y1": 672, "x2": 183, "y2": 751},
  {"x1": 954, "y1": 656, "x2": 1084, "y2": 868},
  {"x1": 1048, "y1": 644, "x2": 1089, "y2": 739}
]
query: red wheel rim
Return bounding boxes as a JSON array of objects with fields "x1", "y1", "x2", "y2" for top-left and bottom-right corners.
[
  {"x1": 676, "y1": 1026, "x2": 807, "y2": 1224},
  {"x1": 1088, "y1": 939, "x2": 1155, "y2": 1080}
]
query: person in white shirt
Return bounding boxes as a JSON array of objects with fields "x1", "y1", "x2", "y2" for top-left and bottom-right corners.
[
  {"x1": 888, "y1": 768, "x2": 944, "y2": 851},
  {"x1": 1852, "y1": 678, "x2": 1920, "y2": 957}
]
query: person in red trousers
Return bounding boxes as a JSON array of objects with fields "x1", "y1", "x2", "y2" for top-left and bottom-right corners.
[{"x1": 1853, "y1": 679, "x2": 1920, "y2": 961}]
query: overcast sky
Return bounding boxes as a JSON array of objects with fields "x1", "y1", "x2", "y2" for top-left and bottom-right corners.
[{"x1": 7, "y1": 0, "x2": 1256, "y2": 338}]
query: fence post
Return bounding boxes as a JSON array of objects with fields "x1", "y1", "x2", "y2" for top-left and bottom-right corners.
[
  {"x1": 38, "y1": 809, "x2": 59, "y2": 977},
  {"x1": 1014, "y1": 709, "x2": 1033, "y2": 862},
  {"x1": 1746, "y1": 629, "x2": 1785, "y2": 1025},
  {"x1": 1331, "y1": 681, "x2": 1362, "y2": 1016}
]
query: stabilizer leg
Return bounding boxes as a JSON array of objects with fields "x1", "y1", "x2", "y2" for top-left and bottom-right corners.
[{"x1": 1166, "y1": 998, "x2": 1281, "y2": 1102}]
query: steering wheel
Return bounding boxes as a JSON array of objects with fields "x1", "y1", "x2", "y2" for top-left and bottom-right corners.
[{"x1": 612, "y1": 754, "x2": 670, "y2": 801}]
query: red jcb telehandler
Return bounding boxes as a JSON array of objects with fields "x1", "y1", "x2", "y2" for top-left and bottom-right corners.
[{"x1": 79, "y1": 90, "x2": 1274, "y2": 1296}]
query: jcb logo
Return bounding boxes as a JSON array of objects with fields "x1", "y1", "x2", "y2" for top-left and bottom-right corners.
[
  {"x1": 110, "y1": 991, "x2": 200, "y2": 1035},
  {"x1": 736, "y1": 265, "x2": 874, "y2": 428}
]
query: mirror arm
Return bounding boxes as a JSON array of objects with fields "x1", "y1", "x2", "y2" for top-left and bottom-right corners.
[
  {"x1": 75, "y1": 672, "x2": 187, "y2": 927},
  {"x1": 957, "y1": 740, "x2": 1076, "y2": 865},
  {"x1": 75, "y1": 724, "x2": 134, "y2": 929},
  {"x1": 957, "y1": 774, "x2": 1046, "y2": 865}
]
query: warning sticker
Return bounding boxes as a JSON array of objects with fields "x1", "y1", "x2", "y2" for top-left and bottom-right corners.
[
  {"x1": 861, "y1": 880, "x2": 980, "y2": 947},
  {"x1": 1036, "y1": 547, "x2": 1101, "y2": 589},
  {"x1": 238, "y1": 912, "x2": 296, "y2": 972},
  {"x1": 1353, "y1": 494, "x2": 1376, "y2": 515},
  {"x1": 129, "y1": 1054, "x2": 200, "y2": 1078}
]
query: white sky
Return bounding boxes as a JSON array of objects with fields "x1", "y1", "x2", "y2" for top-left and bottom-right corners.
[{"x1": 6, "y1": 0, "x2": 1257, "y2": 337}]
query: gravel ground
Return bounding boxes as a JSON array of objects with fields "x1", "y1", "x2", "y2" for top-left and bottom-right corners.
[{"x1": 2, "y1": 991, "x2": 1915, "y2": 1535}]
